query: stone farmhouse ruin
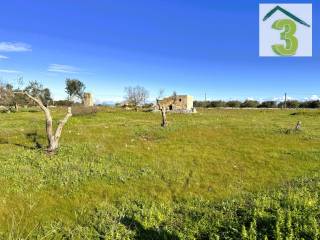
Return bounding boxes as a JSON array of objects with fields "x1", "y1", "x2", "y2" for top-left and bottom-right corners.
[
  {"x1": 157, "y1": 95, "x2": 194, "y2": 111},
  {"x1": 83, "y1": 93, "x2": 94, "y2": 107}
]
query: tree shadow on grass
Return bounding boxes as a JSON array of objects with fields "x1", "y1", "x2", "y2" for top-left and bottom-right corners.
[
  {"x1": 121, "y1": 216, "x2": 180, "y2": 240},
  {"x1": 0, "y1": 131, "x2": 43, "y2": 150},
  {"x1": 25, "y1": 131, "x2": 43, "y2": 149}
]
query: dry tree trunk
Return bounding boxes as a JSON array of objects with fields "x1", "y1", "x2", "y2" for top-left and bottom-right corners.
[
  {"x1": 15, "y1": 102, "x2": 19, "y2": 112},
  {"x1": 15, "y1": 92, "x2": 72, "y2": 154},
  {"x1": 160, "y1": 106, "x2": 167, "y2": 127},
  {"x1": 157, "y1": 99, "x2": 167, "y2": 128},
  {"x1": 47, "y1": 107, "x2": 72, "y2": 153}
]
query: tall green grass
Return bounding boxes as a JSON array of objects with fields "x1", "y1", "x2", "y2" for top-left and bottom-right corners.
[
  {"x1": 0, "y1": 108, "x2": 319, "y2": 239},
  {"x1": 1, "y1": 175, "x2": 319, "y2": 239}
]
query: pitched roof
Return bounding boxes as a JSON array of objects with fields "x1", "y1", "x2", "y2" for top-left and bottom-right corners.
[{"x1": 263, "y1": 5, "x2": 310, "y2": 27}]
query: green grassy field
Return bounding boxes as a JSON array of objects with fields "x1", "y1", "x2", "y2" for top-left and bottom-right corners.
[{"x1": 0, "y1": 108, "x2": 319, "y2": 239}]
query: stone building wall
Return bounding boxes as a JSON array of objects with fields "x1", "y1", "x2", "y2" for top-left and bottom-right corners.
[
  {"x1": 158, "y1": 95, "x2": 193, "y2": 110},
  {"x1": 83, "y1": 93, "x2": 94, "y2": 107}
]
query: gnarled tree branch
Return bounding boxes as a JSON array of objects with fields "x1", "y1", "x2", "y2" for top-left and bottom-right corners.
[{"x1": 14, "y1": 91, "x2": 72, "y2": 153}]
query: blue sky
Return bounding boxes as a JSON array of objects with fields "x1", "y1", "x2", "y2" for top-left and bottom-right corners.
[{"x1": 0, "y1": 0, "x2": 318, "y2": 103}]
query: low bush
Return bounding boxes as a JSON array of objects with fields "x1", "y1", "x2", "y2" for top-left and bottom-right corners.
[
  {"x1": 209, "y1": 101, "x2": 226, "y2": 108},
  {"x1": 142, "y1": 103, "x2": 154, "y2": 109},
  {"x1": 20, "y1": 107, "x2": 41, "y2": 112},
  {"x1": 226, "y1": 100, "x2": 242, "y2": 108},
  {"x1": 71, "y1": 106, "x2": 99, "y2": 116},
  {"x1": 241, "y1": 100, "x2": 259, "y2": 108},
  {"x1": 194, "y1": 101, "x2": 210, "y2": 108},
  {"x1": 299, "y1": 100, "x2": 320, "y2": 108},
  {"x1": 194, "y1": 100, "x2": 320, "y2": 109},
  {"x1": 258, "y1": 101, "x2": 277, "y2": 108},
  {"x1": 278, "y1": 100, "x2": 300, "y2": 109},
  {"x1": 54, "y1": 100, "x2": 74, "y2": 106}
]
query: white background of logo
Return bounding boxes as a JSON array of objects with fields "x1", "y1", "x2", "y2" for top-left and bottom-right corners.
[{"x1": 259, "y1": 4, "x2": 312, "y2": 57}]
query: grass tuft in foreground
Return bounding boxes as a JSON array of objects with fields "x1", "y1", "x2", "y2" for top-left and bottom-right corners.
[{"x1": 2, "y1": 175, "x2": 319, "y2": 239}]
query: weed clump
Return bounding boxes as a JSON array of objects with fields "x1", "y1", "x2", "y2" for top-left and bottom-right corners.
[{"x1": 71, "y1": 106, "x2": 98, "y2": 116}]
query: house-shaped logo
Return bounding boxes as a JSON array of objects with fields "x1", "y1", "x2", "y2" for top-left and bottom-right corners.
[{"x1": 259, "y1": 4, "x2": 312, "y2": 57}]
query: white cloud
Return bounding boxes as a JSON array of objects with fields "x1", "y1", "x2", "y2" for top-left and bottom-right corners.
[
  {"x1": 245, "y1": 97, "x2": 256, "y2": 101},
  {"x1": 272, "y1": 96, "x2": 293, "y2": 102},
  {"x1": 0, "y1": 55, "x2": 8, "y2": 60},
  {"x1": 0, "y1": 42, "x2": 32, "y2": 52},
  {"x1": 305, "y1": 95, "x2": 320, "y2": 101},
  {"x1": 48, "y1": 64, "x2": 79, "y2": 73},
  {"x1": 0, "y1": 69, "x2": 21, "y2": 74}
]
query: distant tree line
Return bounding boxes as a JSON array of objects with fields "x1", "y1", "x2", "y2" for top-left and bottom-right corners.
[
  {"x1": 0, "y1": 78, "x2": 87, "y2": 109},
  {"x1": 0, "y1": 81, "x2": 53, "y2": 109},
  {"x1": 194, "y1": 100, "x2": 320, "y2": 109}
]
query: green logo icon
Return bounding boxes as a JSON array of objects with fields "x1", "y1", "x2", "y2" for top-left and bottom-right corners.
[
  {"x1": 272, "y1": 19, "x2": 298, "y2": 56},
  {"x1": 260, "y1": 5, "x2": 312, "y2": 57}
]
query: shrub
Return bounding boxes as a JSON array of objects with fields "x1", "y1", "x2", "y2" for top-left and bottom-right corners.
[
  {"x1": 278, "y1": 100, "x2": 300, "y2": 108},
  {"x1": 142, "y1": 103, "x2": 154, "y2": 109},
  {"x1": 258, "y1": 101, "x2": 277, "y2": 108},
  {"x1": 54, "y1": 100, "x2": 74, "y2": 106},
  {"x1": 240, "y1": 100, "x2": 259, "y2": 108},
  {"x1": 71, "y1": 106, "x2": 98, "y2": 116},
  {"x1": 226, "y1": 100, "x2": 241, "y2": 108},
  {"x1": 299, "y1": 100, "x2": 320, "y2": 108},
  {"x1": 115, "y1": 102, "x2": 123, "y2": 108},
  {"x1": 208, "y1": 101, "x2": 226, "y2": 108},
  {"x1": 194, "y1": 101, "x2": 210, "y2": 108},
  {"x1": 20, "y1": 107, "x2": 41, "y2": 112},
  {"x1": 194, "y1": 101, "x2": 226, "y2": 108}
]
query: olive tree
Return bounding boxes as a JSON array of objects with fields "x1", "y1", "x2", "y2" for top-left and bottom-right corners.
[
  {"x1": 24, "y1": 81, "x2": 53, "y2": 106},
  {"x1": 65, "y1": 78, "x2": 86, "y2": 101},
  {"x1": 15, "y1": 83, "x2": 72, "y2": 154},
  {"x1": 156, "y1": 89, "x2": 169, "y2": 127},
  {"x1": 0, "y1": 82, "x2": 14, "y2": 107},
  {"x1": 156, "y1": 100, "x2": 167, "y2": 127}
]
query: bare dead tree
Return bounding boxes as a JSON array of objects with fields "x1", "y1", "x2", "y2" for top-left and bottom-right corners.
[
  {"x1": 124, "y1": 86, "x2": 149, "y2": 111},
  {"x1": 15, "y1": 91, "x2": 72, "y2": 154}
]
